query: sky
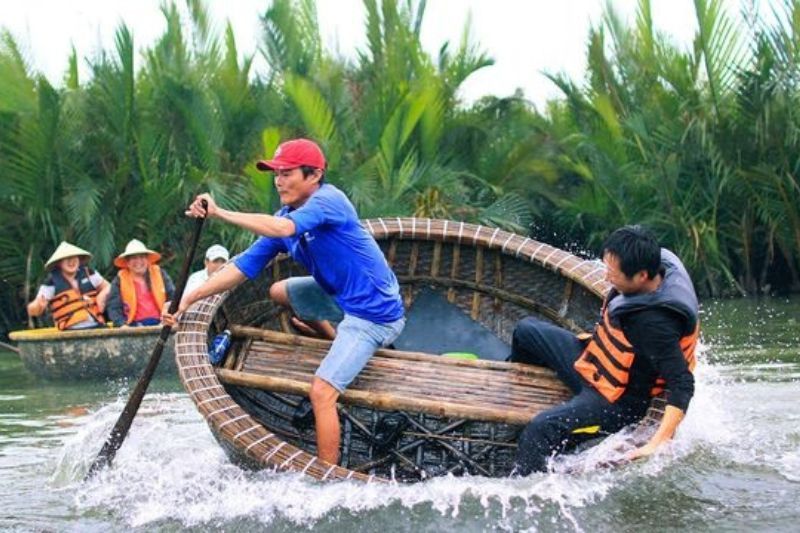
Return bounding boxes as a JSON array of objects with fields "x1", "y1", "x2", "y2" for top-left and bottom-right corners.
[{"x1": 1, "y1": 0, "x2": 732, "y2": 107}]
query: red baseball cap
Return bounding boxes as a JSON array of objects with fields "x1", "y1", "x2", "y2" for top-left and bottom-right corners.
[{"x1": 256, "y1": 138, "x2": 326, "y2": 171}]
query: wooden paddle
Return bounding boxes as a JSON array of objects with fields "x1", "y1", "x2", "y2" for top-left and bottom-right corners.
[
  {"x1": 86, "y1": 201, "x2": 207, "y2": 479},
  {"x1": 0, "y1": 340, "x2": 19, "y2": 354}
]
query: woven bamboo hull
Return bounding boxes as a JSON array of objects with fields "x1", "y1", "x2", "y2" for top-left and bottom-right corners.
[
  {"x1": 9, "y1": 326, "x2": 175, "y2": 380},
  {"x1": 227, "y1": 388, "x2": 522, "y2": 478},
  {"x1": 175, "y1": 218, "x2": 657, "y2": 482}
]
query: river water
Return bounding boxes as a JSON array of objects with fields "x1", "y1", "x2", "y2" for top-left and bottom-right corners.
[{"x1": 1, "y1": 297, "x2": 798, "y2": 532}]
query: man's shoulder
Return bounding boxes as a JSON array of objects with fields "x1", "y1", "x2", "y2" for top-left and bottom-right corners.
[
  {"x1": 299, "y1": 184, "x2": 357, "y2": 225},
  {"x1": 623, "y1": 306, "x2": 686, "y2": 337},
  {"x1": 314, "y1": 183, "x2": 350, "y2": 204}
]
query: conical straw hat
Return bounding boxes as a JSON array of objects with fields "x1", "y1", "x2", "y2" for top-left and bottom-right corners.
[
  {"x1": 44, "y1": 242, "x2": 92, "y2": 270},
  {"x1": 114, "y1": 239, "x2": 162, "y2": 268}
]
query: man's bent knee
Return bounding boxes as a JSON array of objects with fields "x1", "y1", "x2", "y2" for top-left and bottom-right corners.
[
  {"x1": 510, "y1": 317, "x2": 546, "y2": 363},
  {"x1": 310, "y1": 377, "x2": 339, "y2": 408},
  {"x1": 269, "y1": 280, "x2": 290, "y2": 306},
  {"x1": 513, "y1": 317, "x2": 545, "y2": 344}
]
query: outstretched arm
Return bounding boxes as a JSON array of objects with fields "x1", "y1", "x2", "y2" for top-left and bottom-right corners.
[
  {"x1": 187, "y1": 193, "x2": 296, "y2": 238},
  {"x1": 27, "y1": 293, "x2": 48, "y2": 317},
  {"x1": 627, "y1": 405, "x2": 685, "y2": 460},
  {"x1": 622, "y1": 309, "x2": 695, "y2": 461},
  {"x1": 162, "y1": 262, "x2": 247, "y2": 326}
]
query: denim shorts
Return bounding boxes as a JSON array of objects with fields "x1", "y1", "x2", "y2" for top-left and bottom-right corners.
[
  {"x1": 315, "y1": 314, "x2": 406, "y2": 392},
  {"x1": 286, "y1": 276, "x2": 344, "y2": 323}
]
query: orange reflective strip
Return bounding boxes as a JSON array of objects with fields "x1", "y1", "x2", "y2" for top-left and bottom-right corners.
[
  {"x1": 51, "y1": 297, "x2": 93, "y2": 330},
  {"x1": 586, "y1": 368, "x2": 625, "y2": 402},
  {"x1": 574, "y1": 350, "x2": 626, "y2": 403},
  {"x1": 680, "y1": 337, "x2": 697, "y2": 354},
  {"x1": 49, "y1": 291, "x2": 79, "y2": 313},
  {"x1": 50, "y1": 290, "x2": 85, "y2": 317},
  {"x1": 119, "y1": 269, "x2": 137, "y2": 324},
  {"x1": 601, "y1": 313, "x2": 634, "y2": 353},
  {"x1": 595, "y1": 324, "x2": 634, "y2": 371},
  {"x1": 59, "y1": 310, "x2": 92, "y2": 330},
  {"x1": 148, "y1": 265, "x2": 167, "y2": 311},
  {"x1": 649, "y1": 326, "x2": 699, "y2": 396},
  {"x1": 585, "y1": 343, "x2": 630, "y2": 384},
  {"x1": 53, "y1": 300, "x2": 85, "y2": 316}
]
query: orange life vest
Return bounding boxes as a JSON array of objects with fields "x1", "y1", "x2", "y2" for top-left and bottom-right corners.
[
  {"x1": 48, "y1": 267, "x2": 105, "y2": 330},
  {"x1": 118, "y1": 266, "x2": 167, "y2": 324},
  {"x1": 573, "y1": 304, "x2": 698, "y2": 402},
  {"x1": 574, "y1": 248, "x2": 700, "y2": 403}
]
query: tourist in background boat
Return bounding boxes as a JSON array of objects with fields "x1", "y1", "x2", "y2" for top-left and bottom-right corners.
[
  {"x1": 26, "y1": 242, "x2": 110, "y2": 330},
  {"x1": 510, "y1": 225, "x2": 699, "y2": 474},
  {"x1": 106, "y1": 239, "x2": 175, "y2": 327},
  {"x1": 182, "y1": 244, "x2": 230, "y2": 300},
  {"x1": 163, "y1": 138, "x2": 405, "y2": 466}
]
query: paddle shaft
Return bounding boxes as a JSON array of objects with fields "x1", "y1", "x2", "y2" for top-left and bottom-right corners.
[
  {"x1": 0, "y1": 340, "x2": 19, "y2": 354},
  {"x1": 86, "y1": 202, "x2": 207, "y2": 478}
]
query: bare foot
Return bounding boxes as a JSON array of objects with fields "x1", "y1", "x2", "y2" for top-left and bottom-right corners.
[
  {"x1": 290, "y1": 316, "x2": 336, "y2": 340},
  {"x1": 291, "y1": 316, "x2": 322, "y2": 337}
]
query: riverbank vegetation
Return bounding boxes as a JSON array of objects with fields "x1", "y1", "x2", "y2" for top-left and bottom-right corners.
[{"x1": 1, "y1": 0, "x2": 799, "y2": 335}]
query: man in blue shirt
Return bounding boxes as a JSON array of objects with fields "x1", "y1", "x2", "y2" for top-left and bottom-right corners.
[{"x1": 164, "y1": 138, "x2": 405, "y2": 466}]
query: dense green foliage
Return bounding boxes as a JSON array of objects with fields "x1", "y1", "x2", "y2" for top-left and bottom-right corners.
[{"x1": 1, "y1": 0, "x2": 799, "y2": 335}]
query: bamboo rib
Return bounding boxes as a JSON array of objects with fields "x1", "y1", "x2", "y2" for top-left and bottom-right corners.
[
  {"x1": 225, "y1": 339, "x2": 569, "y2": 421},
  {"x1": 448, "y1": 243, "x2": 460, "y2": 303},
  {"x1": 216, "y1": 369, "x2": 547, "y2": 425},
  {"x1": 239, "y1": 347, "x2": 567, "y2": 401},
  {"x1": 431, "y1": 240, "x2": 442, "y2": 278},
  {"x1": 229, "y1": 325, "x2": 563, "y2": 378},
  {"x1": 240, "y1": 349, "x2": 569, "y2": 404},
  {"x1": 241, "y1": 339, "x2": 568, "y2": 390},
  {"x1": 472, "y1": 247, "x2": 484, "y2": 320},
  {"x1": 242, "y1": 344, "x2": 568, "y2": 399},
  {"x1": 239, "y1": 361, "x2": 564, "y2": 412},
  {"x1": 399, "y1": 431, "x2": 517, "y2": 448},
  {"x1": 494, "y1": 252, "x2": 503, "y2": 312}
]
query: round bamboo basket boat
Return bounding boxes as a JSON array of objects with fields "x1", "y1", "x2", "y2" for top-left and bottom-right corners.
[
  {"x1": 175, "y1": 218, "x2": 666, "y2": 482},
  {"x1": 9, "y1": 326, "x2": 175, "y2": 380}
]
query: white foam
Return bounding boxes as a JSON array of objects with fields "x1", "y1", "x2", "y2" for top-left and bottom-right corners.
[{"x1": 48, "y1": 350, "x2": 799, "y2": 529}]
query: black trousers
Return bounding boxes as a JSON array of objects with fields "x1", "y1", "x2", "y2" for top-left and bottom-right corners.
[{"x1": 510, "y1": 317, "x2": 650, "y2": 475}]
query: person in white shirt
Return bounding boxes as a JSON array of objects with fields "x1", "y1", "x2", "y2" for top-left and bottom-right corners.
[{"x1": 183, "y1": 244, "x2": 230, "y2": 299}]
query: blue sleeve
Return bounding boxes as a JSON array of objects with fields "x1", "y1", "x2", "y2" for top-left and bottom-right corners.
[
  {"x1": 233, "y1": 237, "x2": 286, "y2": 279},
  {"x1": 286, "y1": 189, "x2": 348, "y2": 235}
]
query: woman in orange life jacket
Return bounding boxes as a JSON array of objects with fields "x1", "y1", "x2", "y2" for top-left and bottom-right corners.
[
  {"x1": 509, "y1": 225, "x2": 699, "y2": 475},
  {"x1": 26, "y1": 242, "x2": 111, "y2": 330},
  {"x1": 105, "y1": 239, "x2": 175, "y2": 327}
]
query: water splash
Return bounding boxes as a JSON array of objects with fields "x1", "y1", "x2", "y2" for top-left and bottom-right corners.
[
  {"x1": 43, "y1": 342, "x2": 799, "y2": 530},
  {"x1": 50, "y1": 393, "x2": 626, "y2": 529}
]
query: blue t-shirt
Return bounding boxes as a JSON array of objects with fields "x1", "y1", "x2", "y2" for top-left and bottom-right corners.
[{"x1": 234, "y1": 184, "x2": 404, "y2": 324}]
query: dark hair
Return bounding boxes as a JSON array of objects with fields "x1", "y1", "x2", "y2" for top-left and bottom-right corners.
[
  {"x1": 300, "y1": 165, "x2": 325, "y2": 183},
  {"x1": 602, "y1": 225, "x2": 661, "y2": 279}
]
